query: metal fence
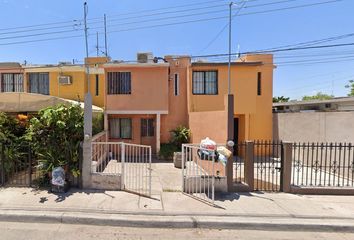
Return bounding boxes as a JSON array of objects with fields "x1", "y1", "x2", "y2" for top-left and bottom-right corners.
[
  {"x1": 0, "y1": 143, "x2": 34, "y2": 186},
  {"x1": 292, "y1": 142, "x2": 354, "y2": 188},
  {"x1": 253, "y1": 140, "x2": 283, "y2": 191},
  {"x1": 234, "y1": 141, "x2": 283, "y2": 192},
  {"x1": 91, "y1": 142, "x2": 152, "y2": 196},
  {"x1": 0, "y1": 143, "x2": 82, "y2": 188},
  {"x1": 234, "y1": 142, "x2": 246, "y2": 184},
  {"x1": 182, "y1": 144, "x2": 224, "y2": 205}
]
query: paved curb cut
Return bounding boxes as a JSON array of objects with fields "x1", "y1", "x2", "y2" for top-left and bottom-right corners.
[{"x1": 1, "y1": 210, "x2": 354, "y2": 232}]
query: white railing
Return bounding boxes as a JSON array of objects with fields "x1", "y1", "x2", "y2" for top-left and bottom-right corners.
[
  {"x1": 92, "y1": 131, "x2": 108, "y2": 143},
  {"x1": 182, "y1": 144, "x2": 218, "y2": 205},
  {"x1": 91, "y1": 141, "x2": 152, "y2": 197}
]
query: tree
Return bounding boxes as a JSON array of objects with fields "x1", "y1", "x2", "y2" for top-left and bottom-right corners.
[
  {"x1": 345, "y1": 80, "x2": 354, "y2": 97},
  {"x1": 273, "y1": 96, "x2": 290, "y2": 103},
  {"x1": 302, "y1": 92, "x2": 333, "y2": 101}
]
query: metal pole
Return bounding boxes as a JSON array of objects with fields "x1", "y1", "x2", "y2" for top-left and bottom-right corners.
[
  {"x1": 228, "y1": 2, "x2": 233, "y2": 95},
  {"x1": 104, "y1": 14, "x2": 108, "y2": 57},
  {"x1": 121, "y1": 143, "x2": 125, "y2": 190},
  {"x1": 84, "y1": 2, "x2": 90, "y2": 91},
  {"x1": 149, "y1": 147, "x2": 152, "y2": 197}
]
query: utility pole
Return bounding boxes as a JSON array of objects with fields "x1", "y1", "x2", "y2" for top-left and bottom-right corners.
[
  {"x1": 104, "y1": 14, "x2": 108, "y2": 57},
  {"x1": 83, "y1": 1, "x2": 92, "y2": 137},
  {"x1": 226, "y1": 2, "x2": 235, "y2": 192},
  {"x1": 82, "y1": 1, "x2": 93, "y2": 189},
  {"x1": 84, "y1": 2, "x2": 90, "y2": 92},
  {"x1": 228, "y1": 2, "x2": 233, "y2": 95}
]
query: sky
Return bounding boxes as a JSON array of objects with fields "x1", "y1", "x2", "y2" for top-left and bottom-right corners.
[{"x1": 0, "y1": 0, "x2": 353, "y2": 100}]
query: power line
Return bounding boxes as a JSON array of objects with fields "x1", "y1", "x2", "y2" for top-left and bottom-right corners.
[
  {"x1": 0, "y1": 34, "x2": 83, "y2": 46},
  {"x1": 0, "y1": 0, "x2": 341, "y2": 42},
  {"x1": 256, "y1": 33, "x2": 354, "y2": 52},
  {"x1": 103, "y1": 0, "x2": 343, "y2": 35},
  {"x1": 0, "y1": 0, "x2": 231, "y2": 32},
  {"x1": 0, "y1": 0, "x2": 293, "y2": 39},
  {"x1": 198, "y1": 0, "x2": 248, "y2": 54},
  {"x1": 105, "y1": 0, "x2": 296, "y2": 24}
]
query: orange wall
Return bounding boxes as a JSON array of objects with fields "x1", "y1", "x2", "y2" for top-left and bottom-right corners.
[
  {"x1": 105, "y1": 65, "x2": 169, "y2": 111},
  {"x1": 189, "y1": 54, "x2": 274, "y2": 141},
  {"x1": 160, "y1": 56, "x2": 190, "y2": 143},
  {"x1": 189, "y1": 110, "x2": 228, "y2": 144}
]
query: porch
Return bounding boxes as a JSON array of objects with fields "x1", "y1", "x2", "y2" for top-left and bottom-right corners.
[{"x1": 104, "y1": 111, "x2": 167, "y2": 153}]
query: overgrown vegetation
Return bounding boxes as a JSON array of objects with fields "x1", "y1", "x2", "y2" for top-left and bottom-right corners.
[
  {"x1": 26, "y1": 104, "x2": 84, "y2": 178},
  {"x1": 0, "y1": 103, "x2": 100, "y2": 187},
  {"x1": 0, "y1": 113, "x2": 29, "y2": 177},
  {"x1": 0, "y1": 112, "x2": 27, "y2": 144}
]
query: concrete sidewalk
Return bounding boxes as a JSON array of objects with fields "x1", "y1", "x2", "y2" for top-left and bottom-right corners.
[{"x1": 0, "y1": 187, "x2": 354, "y2": 231}]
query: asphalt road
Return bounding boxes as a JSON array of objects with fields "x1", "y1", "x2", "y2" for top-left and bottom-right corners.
[{"x1": 1, "y1": 222, "x2": 354, "y2": 240}]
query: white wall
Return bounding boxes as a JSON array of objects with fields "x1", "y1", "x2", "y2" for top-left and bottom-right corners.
[{"x1": 273, "y1": 112, "x2": 354, "y2": 143}]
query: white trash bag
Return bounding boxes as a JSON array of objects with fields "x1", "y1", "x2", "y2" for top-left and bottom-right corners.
[
  {"x1": 51, "y1": 167, "x2": 65, "y2": 187},
  {"x1": 200, "y1": 137, "x2": 216, "y2": 151}
]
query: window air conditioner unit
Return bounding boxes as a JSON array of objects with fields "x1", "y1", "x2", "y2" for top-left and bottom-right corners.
[{"x1": 58, "y1": 76, "x2": 72, "y2": 85}]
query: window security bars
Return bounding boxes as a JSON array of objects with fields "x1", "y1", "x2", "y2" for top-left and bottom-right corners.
[
  {"x1": 107, "y1": 72, "x2": 131, "y2": 94},
  {"x1": 1, "y1": 73, "x2": 24, "y2": 92}
]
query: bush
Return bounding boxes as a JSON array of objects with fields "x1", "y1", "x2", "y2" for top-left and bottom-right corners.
[
  {"x1": 170, "y1": 126, "x2": 191, "y2": 151},
  {"x1": 159, "y1": 143, "x2": 178, "y2": 160},
  {"x1": 26, "y1": 104, "x2": 84, "y2": 178},
  {"x1": 92, "y1": 113, "x2": 104, "y2": 136},
  {"x1": 0, "y1": 112, "x2": 27, "y2": 144}
]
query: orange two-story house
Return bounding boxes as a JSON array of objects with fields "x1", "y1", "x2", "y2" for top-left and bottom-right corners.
[
  {"x1": 103, "y1": 53, "x2": 274, "y2": 153},
  {"x1": 103, "y1": 54, "x2": 190, "y2": 152}
]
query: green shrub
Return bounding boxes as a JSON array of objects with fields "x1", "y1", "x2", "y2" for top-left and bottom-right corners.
[
  {"x1": 159, "y1": 143, "x2": 178, "y2": 160},
  {"x1": 26, "y1": 104, "x2": 84, "y2": 178},
  {"x1": 92, "y1": 112, "x2": 104, "y2": 136},
  {"x1": 0, "y1": 112, "x2": 26, "y2": 144},
  {"x1": 170, "y1": 125, "x2": 191, "y2": 151}
]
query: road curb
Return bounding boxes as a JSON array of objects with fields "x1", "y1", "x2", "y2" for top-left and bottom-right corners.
[{"x1": 1, "y1": 210, "x2": 354, "y2": 232}]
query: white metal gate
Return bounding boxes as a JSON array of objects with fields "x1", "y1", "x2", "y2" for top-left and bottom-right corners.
[
  {"x1": 91, "y1": 142, "x2": 152, "y2": 197},
  {"x1": 182, "y1": 144, "x2": 216, "y2": 205},
  {"x1": 121, "y1": 143, "x2": 152, "y2": 197}
]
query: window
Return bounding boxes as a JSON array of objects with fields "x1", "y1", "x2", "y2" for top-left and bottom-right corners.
[
  {"x1": 1, "y1": 73, "x2": 23, "y2": 92},
  {"x1": 107, "y1": 72, "x2": 131, "y2": 94},
  {"x1": 95, "y1": 74, "x2": 99, "y2": 96},
  {"x1": 28, "y1": 73, "x2": 49, "y2": 95},
  {"x1": 257, "y1": 72, "x2": 262, "y2": 96},
  {"x1": 174, "y1": 73, "x2": 179, "y2": 96},
  {"x1": 141, "y1": 119, "x2": 154, "y2": 137},
  {"x1": 192, "y1": 71, "x2": 218, "y2": 95},
  {"x1": 109, "y1": 118, "x2": 132, "y2": 139}
]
